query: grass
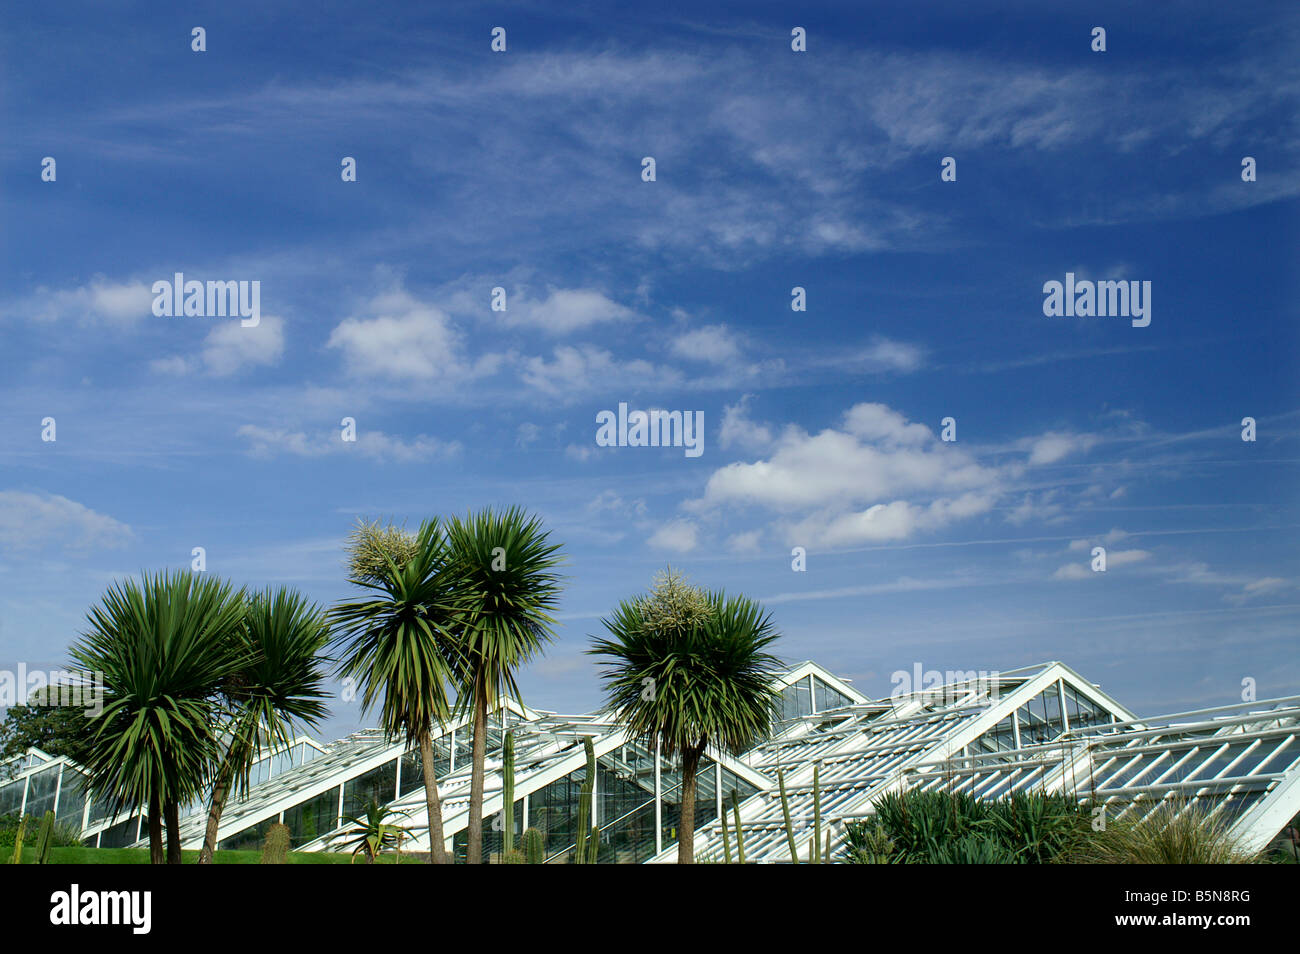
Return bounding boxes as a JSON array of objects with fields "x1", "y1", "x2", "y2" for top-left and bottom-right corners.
[
  {"x1": 11, "y1": 845, "x2": 425, "y2": 864},
  {"x1": 1057, "y1": 800, "x2": 1262, "y2": 864}
]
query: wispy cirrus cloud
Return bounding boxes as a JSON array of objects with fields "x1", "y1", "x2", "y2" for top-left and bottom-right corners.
[{"x1": 236, "y1": 424, "x2": 460, "y2": 462}]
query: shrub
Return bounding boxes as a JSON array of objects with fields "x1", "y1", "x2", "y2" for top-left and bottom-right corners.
[
  {"x1": 846, "y1": 789, "x2": 1090, "y2": 864},
  {"x1": 1059, "y1": 800, "x2": 1261, "y2": 864}
]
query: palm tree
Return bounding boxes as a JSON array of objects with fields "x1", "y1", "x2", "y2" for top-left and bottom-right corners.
[
  {"x1": 196, "y1": 587, "x2": 332, "y2": 864},
  {"x1": 331, "y1": 520, "x2": 460, "y2": 864},
  {"x1": 589, "y1": 572, "x2": 782, "y2": 863},
  {"x1": 443, "y1": 507, "x2": 564, "y2": 865},
  {"x1": 69, "y1": 570, "x2": 247, "y2": 863}
]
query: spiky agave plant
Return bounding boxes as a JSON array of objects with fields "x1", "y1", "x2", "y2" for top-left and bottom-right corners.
[{"x1": 341, "y1": 799, "x2": 410, "y2": 864}]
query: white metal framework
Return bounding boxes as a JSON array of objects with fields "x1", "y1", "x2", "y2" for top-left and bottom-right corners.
[{"x1": 5, "y1": 659, "x2": 1298, "y2": 862}]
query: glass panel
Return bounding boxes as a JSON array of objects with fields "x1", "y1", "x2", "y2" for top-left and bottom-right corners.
[
  {"x1": 814, "y1": 678, "x2": 853, "y2": 713},
  {"x1": 56, "y1": 769, "x2": 89, "y2": 830},
  {"x1": 283, "y1": 785, "x2": 341, "y2": 848},
  {"x1": 1064, "y1": 685, "x2": 1112, "y2": 729},
  {"x1": 342, "y1": 759, "x2": 398, "y2": 819},
  {"x1": 970, "y1": 716, "x2": 1017, "y2": 754},
  {"x1": 452, "y1": 804, "x2": 522, "y2": 863},
  {"x1": 24, "y1": 765, "x2": 59, "y2": 817},
  {"x1": 99, "y1": 815, "x2": 141, "y2": 849},
  {"x1": 0, "y1": 777, "x2": 25, "y2": 816},
  {"x1": 218, "y1": 815, "x2": 279, "y2": 852},
  {"x1": 527, "y1": 759, "x2": 589, "y2": 862},
  {"x1": 780, "y1": 680, "x2": 813, "y2": 723},
  {"x1": 1017, "y1": 688, "x2": 1066, "y2": 745},
  {"x1": 596, "y1": 746, "x2": 657, "y2": 863},
  {"x1": 660, "y1": 755, "x2": 716, "y2": 848}
]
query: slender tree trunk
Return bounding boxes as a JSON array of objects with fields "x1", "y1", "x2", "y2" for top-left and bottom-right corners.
[
  {"x1": 165, "y1": 800, "x2": 182, "y2": 864},
  {"x1": 466, "y1": 674, "x2": 488, "y2": 864},
  {"x1": 197, "y1": 753, "x2": 235, "y2": 864},
  {"x1": 677, "y1": 743, "x2": 704, "y2": 864},
  {"x1": 148, "y1": 792, "x2": 164, "y2": 865},
  {"x1": 419, "y1": 729, "x2": 450, "y2": 864}
]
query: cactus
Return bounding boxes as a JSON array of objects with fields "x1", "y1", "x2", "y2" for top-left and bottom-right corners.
[
  {"x1": 777, "y1": 768, "x2": 800, "y2": 864},
  {"x1": 720, "y1": 801, "x2": 732, "y2": 863},
  {"x1": 586, "y1": 825, "x2": 600, "y2": 864},
  {"x1": 502, "y1": 731, "x2": 516, "y2": 856},
  {"x1": 260, "y1": 822, "x2": 290, "y2": 864},
  {"x1": 812, "y1": 763, "x2": 822, "y2": 864},
  {"x1": 9, "y1": 814, "x2": 27, "y2": 865},
  {"x1": 573, "y1": 736, "x2": 596, "y2": 864},
  {"x1": 731, "y1": 790, "x2": 745, "y2": 864},
  {"x1": 501, "y1": 849, "x2": 525, "y2": 864},
  {"x1": 34, "y1": 810, "x2": 55, "y2": 865},
  {"x1": 522, "y1": 826, "x2": 545, "y2": 864},
  {"x1": 824, "y1": 825, "x2": 832, "y2": 864}
]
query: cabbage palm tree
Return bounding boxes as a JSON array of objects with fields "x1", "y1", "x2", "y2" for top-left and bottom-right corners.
[
  {"x1": 590, "y1": 581, "x2": 782, "y2": 863},
  {"x1": 196, "y1": 587, "x2": 332, "y2": 864},
  {"x1": 69, "y1": 571, "x2": 247, "y2": 864},
  {"x1": 444, "y1": 507, "x2": 563, "y2": 865},
  {"x1": 331, "y1": 520, "x2": 460, "y2": 863}
]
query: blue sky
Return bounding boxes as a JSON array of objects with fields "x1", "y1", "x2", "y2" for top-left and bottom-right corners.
[{"x1": 2, "y1": 1, "x2": 1298, "y2": 740}]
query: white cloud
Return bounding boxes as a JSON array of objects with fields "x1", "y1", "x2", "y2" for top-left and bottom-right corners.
[
  {"x1": 1026, "y1": 432, "x2": 1099, "y2": 465},
  {"x1": 505, "y1": 288, "x2": 635, "y2": 335},
  {"x1": 1229, "y1": 577, "x2": 1290, "y2": 603},
  {"x1": 1054, "y1": 548, "x2": 1151, "y2": 579},
  {"x1": 0, "y1": 491, "x2": 133, "y2": 552},
  {"x1": 698, "y1": 403, "x2": 1002, "y2": 513},
  {"x1": 726, "y1": 530, "x2": 762, "y2": 554},
  {"x1": 516, "y1": 422, "x2": 541, "y2": 447},
  {"x1": 12, "y1": 279, "x2": 153, "y2": 328},
  {"x1": 587, "y1": 490, "x2": 647, "y2": 518},
  {"x1": 648, "y1": 519, "x2": 698, "y2": 553},
  {"x1": 202, "y1": 313, "x2": 285, "y2": 376},
  {"x1": 151, "y1": 315, "x2": 286, "y2": 377},
  {"x1": 237, "y1": 424, "x2": 459, "y2": 462},
  {"x1": 1068, "y1": 528, "x2": 1129, "y2": 550},
  {"x1": 786, "y1": 492, "x2": 996, "y2": 546},
  {"x1": 719, "y1": 395, "x2": 774, "y2": 452},
  {"x1": 1006, "y1": 492, "x2": 1064, "y2": 526},
  {"x1": 149, "y1": 355, "x2": 191, "y2": 376},
  {"x1": 328, "y1": 288, "x2": 486, "y2": 383},
  {"x1": 851, "y1": 338, "x2": 925, "y2": 374},
  {"x1": 671, "y1": 324, "x2": 742, "y2": 364},
  {"x1": 694, "y1": 402, "x2": 1011, "y2": 548},
  {"x1": 522, "y1": 346, "x2": 680, "y2": 397},
  {"x1": 565, "y1": 443, "x2": 596, "y2": 461}
]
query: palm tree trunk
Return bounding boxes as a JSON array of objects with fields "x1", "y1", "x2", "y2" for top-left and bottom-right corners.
[
  {"x1": 419, "y1": 729, "x2": 450, "y2": 864},
  {"x1": 165, "y1": 799, "x2": 182, "y2": 864},
  {"x1": 466, "y1": 674, "x2": 488, "y2": 864},
  {"x1": 197, "y1": 754, "x2": 235, "y2": 864},
  {"x1": 677, "y1": 743, "x2": 704, "y2": 864},
  {"x1": 148, "y1": 792, "x2": 164, "y2": 865}
]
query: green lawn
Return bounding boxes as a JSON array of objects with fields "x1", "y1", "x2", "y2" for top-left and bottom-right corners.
[{"x1": 11, "y1": 845, "x2": 424, "y2": 864}]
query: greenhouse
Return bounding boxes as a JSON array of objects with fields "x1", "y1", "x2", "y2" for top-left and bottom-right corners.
[{"x1": 3, "y1": 659, "x2": 1298, "y2": 862}]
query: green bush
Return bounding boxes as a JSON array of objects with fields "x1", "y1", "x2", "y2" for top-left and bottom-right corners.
[
  {"x1": 0, "y1": 812, "x2": 81, "y2": 849},
  {"x1": 845, "y1": 789, "x2": 1089, "y2": 864}
]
